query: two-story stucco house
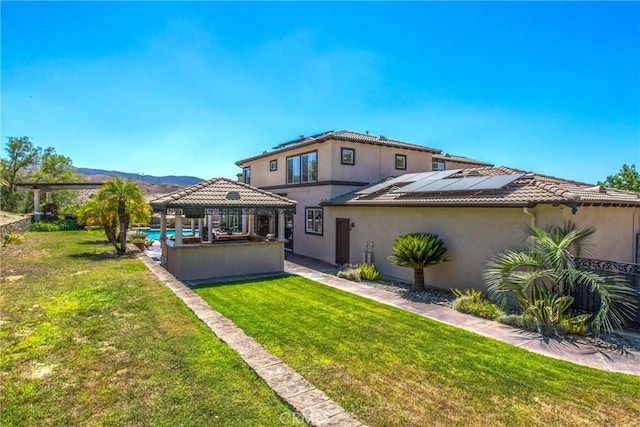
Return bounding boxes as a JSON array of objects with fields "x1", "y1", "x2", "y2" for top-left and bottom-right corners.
[
  {"x1": 235, "y1": 130, "x2": 491, "y2": 262},
  {"x1": 236, "y1": 129, "x2": 640, "y2": 295}
]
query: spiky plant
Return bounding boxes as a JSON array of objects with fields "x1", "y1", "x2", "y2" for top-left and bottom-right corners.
[
  {"x1": 388, "y1": 232, "x2": 448, "y2": 291},
  {"x1": 484, "y1": 223, "x2": 637, "y2": 336}
]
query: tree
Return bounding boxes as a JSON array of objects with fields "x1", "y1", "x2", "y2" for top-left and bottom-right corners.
[
  {"x1": 1, "y1": 137, "x2": 41, "y2": 212},
  {"x1": 388, "y1": 232, "x2": 448, "y2": 291},
  {"x1": 78, "y1": 177, "x2": 150, "y2": 253},
  {"x1": 35, "y1": 147, "x2": 82, "y2": 209},
  {"x1": 598, "y1": 164, "x2": 640, "y2": 192},
  {"x1": 484, "y1": 223, "x2": 637, "y2": 336}
]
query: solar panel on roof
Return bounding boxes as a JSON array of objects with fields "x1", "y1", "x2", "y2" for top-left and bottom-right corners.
[
  {"x1": 355, "y1": 175, "x2": 411, "y2": 195},
  {"x1": 467, "y1": 174, "x2": 524, "y2": 190},
  {"x1": 355, "y1": 169, "x2": 461, "y2": 195},
  {"x1": 433, "y1": 176, "x2": 492, "y2": 191},
  {"x1": 395, "y1": 174, "x2": 524, "y2": 194}
]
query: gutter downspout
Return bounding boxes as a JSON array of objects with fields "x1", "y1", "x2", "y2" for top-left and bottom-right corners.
[
  {"x1": 523, "y1": 207, "x2": 536, "y2": 249},
  {"x1": 522, "y1": 207, "x2": 536, "y2": 229}
]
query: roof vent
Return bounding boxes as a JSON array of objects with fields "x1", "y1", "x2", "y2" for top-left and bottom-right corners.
[
  {"x1": 225, "y1": 191, "x2": 241, "y2": 200},
  {"x1": 365, "y1": 130, "x2": 369, "y2": 135},
  {"x1": 379, "y1": 135, "x2": 387, "y2": 141},
  {"x1": 598, "y1": 185, "x2": 607, "y2": 194},
  {"x1": 299, "y1": 134, "x2": 304, "y2": 139}
]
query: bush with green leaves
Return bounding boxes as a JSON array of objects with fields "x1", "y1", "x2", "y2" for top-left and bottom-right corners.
[
  {"x1": 485, "y1": 222, "x2": 637, "y2": 336},
  {"x1": 2, "y1": 232, "x2": 23, "y2": 246},
  {"x1": 29, "y1": 219, "x2": 75, "y2": 232},
  {"x1": 451, "y1": 288, "x2": 502, "y2": 320},
  {"x1": 360, "y1": 263, "x2": 382, "y2": 281},
  {"x1": 388, "y1": 232, "x2": 448, "y2": 291}
]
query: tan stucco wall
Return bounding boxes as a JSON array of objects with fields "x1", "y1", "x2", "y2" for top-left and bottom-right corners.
[
  {"x1": 317, "y1": 206, "x2": 532, "y2": 290},
  {"x1": 296, "y1": 204, "x2": 639, "y2": 291},
  {"x1": 274, "y1": 185, "x2": 360, "y2": 258},
  {"x1": 540, "y1": 205, "x2": 639, "y2": 263},
  {"x1": 163, "y1": 240, "x2": 284, "y2": 281},
  {"x1": 239, "y1": 138, "x2": 434, "y2": 188},
  {"x1": 328, "y1": 141, "x2": 433, "y2": 182}
]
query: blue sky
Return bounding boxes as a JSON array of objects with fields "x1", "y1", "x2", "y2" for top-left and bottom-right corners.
[{"x1": 2, "y1": 1, "x2": 638, "y2": 184}]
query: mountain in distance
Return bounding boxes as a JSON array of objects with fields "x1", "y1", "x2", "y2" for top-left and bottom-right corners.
[{"x1": 75, "y1": 167, "x2": 204, "y2": 186}]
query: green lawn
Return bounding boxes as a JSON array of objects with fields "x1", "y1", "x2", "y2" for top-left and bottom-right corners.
[
  {"x1": 0, "y1": 231, "x2": 297, "y2": 426},
  {"x1": 195, "y1": 275, "x2": 640, "y2": 427}
]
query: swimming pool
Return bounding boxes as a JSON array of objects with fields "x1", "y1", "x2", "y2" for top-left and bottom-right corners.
[{"x1": 133, "y1": 227, "x2": 198, "y2": 241}]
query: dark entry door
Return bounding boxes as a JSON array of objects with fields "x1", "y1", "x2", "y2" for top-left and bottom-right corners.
[{"x1": 336, "y1": 218, "x2": 350, "y2": 265}]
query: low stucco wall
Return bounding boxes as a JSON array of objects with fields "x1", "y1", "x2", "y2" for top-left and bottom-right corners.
[{"x1": 163, "y1": 240, "x2": 285, "y2": 281}]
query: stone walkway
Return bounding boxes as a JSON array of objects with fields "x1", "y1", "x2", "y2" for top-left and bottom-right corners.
[
  {"x1": 284, "y1": 252, "x2": 639, "y2": 376},
  {"x1": 136, "y1": 251, "x2": 365, "y2": 427}
]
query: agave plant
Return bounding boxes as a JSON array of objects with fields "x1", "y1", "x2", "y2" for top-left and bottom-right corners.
[
  {"x1": 485, "y1": 222, "x2": 637, "y2": 336},
  {"x1": 388, "y1": 232, "x2": 448, "y2": 291}
]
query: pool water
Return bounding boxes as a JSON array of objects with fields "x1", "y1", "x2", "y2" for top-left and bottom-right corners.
[{"x1": 133, "y1": 227, "x2": 199, "y2": 241}]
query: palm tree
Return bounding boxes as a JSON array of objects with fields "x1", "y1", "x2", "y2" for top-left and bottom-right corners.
[
  {"x1": 485, "y1": 223, "x2": 637, "y2": 335},
  {"x1": 78, "y1": 177, "x2": 150, "y2": 253},
  {"x1": 388, "y1": 232, "x2": 448, "y2": 291},
  {"x1": 77, "y1": 196, "x2": 119, "y2": 245}
]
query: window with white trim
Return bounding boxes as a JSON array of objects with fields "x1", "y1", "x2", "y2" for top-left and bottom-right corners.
[{"x1": 305, "y1": 207, "x2": 323, "y2": 235}]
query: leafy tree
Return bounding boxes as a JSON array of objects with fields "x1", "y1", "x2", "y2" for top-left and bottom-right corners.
[
  {"x1": 388, "y1": 232, "x2": 448, "y2": 291},
  {"x1": 35, "y1": 147, "x2": 82, "y2": 209},
  {"x1": 78, "y1": 177, "x2": 150, "y2": 253},
  {"x1": 598, "y1": 164, "x2": 640, "y2": 192},
  {"x1": 484, "y1": 223, "x2": 637, "y2": 336},
  {"x1": 1, "y1": 137, "x2": 41, "y2": 212}
]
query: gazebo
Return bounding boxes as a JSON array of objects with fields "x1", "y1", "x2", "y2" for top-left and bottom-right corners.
[{"x1": 149, "y1": 177, "x2": 296, "y2": 281}]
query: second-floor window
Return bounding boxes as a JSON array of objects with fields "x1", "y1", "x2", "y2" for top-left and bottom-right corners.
[
  {"x1": 341, "y1": 147, "x2": 355, "y2": 165},
  {"x1": 287, "y1": 151, "x2": 317, "y2": 184},
  {"x1": 432, "y1": 161, "x2": 445, "y2": 171},
  {"x1": 395, "y1": 154, "x2": 407, "y2": 170},
  {"x1": 243, "y1": 167, "x2": 251, "y2": 185}
]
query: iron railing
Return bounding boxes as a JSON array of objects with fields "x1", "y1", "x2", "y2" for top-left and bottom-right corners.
[{"x1": 572, "y1": 258, "x2": 640, "y2": 330}]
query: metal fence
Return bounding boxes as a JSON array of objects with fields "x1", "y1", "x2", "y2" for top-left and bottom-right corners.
[{"x1": 572, "y1": 258, "x2": 640, "y2": 331}]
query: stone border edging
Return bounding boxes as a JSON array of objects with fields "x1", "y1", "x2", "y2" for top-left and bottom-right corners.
[{"x1": 135, "y1": 252, "x2": 365, "y2": 427}]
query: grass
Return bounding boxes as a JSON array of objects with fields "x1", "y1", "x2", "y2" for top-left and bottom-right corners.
[
  {"x1": 195, "y1": 275, "x2": 640, "y2": 427},
  {"x1": 0, "y1": 231, "x2": 297, "y2": 426}
]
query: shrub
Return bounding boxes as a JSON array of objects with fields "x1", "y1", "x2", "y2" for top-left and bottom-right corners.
[
  {"x1": 360, "y1": 263, "x2": 382, "y2": 281},
  {"x1": 453, "y1": 298, "x2": 502, "y2": 320},
  {"x1": 29, "y1": 219, "x2": 75, "y2": 232},
  {"x1": 498, "y1": 310, "x2": 591, "y2": 336},
  {"x1": 2, "y1": 232, "x2": 24, "y2": 246},
  {"x1": 337, "y1": 264, "x2": 361, "y2": 282},
  {"x1": 499, "y1": 314, "x2": 527, "y2": 329},
  {"x1": 452, "y1": 288, "x2": 502, "y2": 320}
]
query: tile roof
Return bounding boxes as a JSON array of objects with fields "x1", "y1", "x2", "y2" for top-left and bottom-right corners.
[
  {"x1": 432, "y1": 153, "x2": 493, "y2": 167},
  {"x1": 323, "y1": 166, "x2": 640, "y2": 208},
  {"x1": 150, "y1": 177, "x2": 296, "y2": 210},
  {"x1": 236, "y1": 130, "x2": 441, "y2": 165}
]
